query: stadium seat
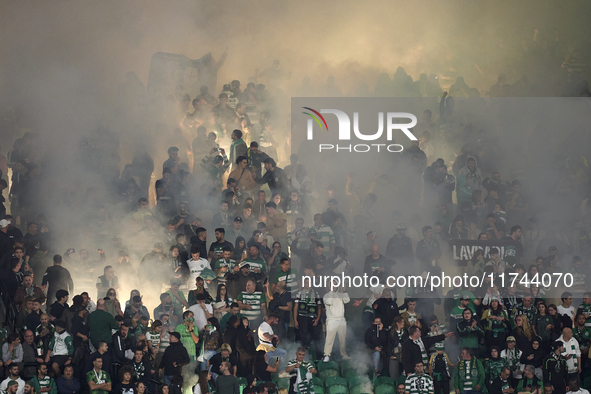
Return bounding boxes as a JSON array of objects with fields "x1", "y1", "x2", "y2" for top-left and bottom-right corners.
[
  {"x1": 325, "y1": 377, "x2": 348, "y2": 394},
  {"x1": 349, "y1": 375, "x2": 372, "y2": 394},
  {"x1": 314, "y1": 385, "x2": 325, "y2": 394},
  {"x1": 313, "y1": 377, "x2": 324, "y2": 387},
  {"x1": 340, "y1": 359, "x2": 354, "y2": 373},
  {"x1": 373, "y1": 376, "x2": 395, "y2": 394},
  {"x1": 342, "y1": 368, "x2": 358, "y2": 380},
  {"x1": 325, "y1": 377, "x2": 347, "y2": 388},
  {"x1": 318, "y1": 360, "x2": 340, "y2": 381},
  {"x1": 238, "y1": 377, "x2": 247, "y2": 394},
  {"x1": 276, "y1": 377, "x2": 290, "y2": 390}
]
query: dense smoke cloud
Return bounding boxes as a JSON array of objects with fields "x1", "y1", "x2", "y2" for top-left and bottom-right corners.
[{"x1": 1, "y1": 0, "x2": 591, "y2": 325}]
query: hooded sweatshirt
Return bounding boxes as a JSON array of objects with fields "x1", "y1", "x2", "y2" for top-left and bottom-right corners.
[{"x1": 457, "y1": 157, "x2": 482, "y2": 205}]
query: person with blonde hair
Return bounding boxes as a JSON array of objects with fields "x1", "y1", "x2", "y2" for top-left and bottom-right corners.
[{"x1": 511, "y1": 315, "x2": 533, "y2": 352}]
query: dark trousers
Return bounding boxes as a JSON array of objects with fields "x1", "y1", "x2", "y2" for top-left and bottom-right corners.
[
  {"x1": 296, "y1": 315, "x2": 323, "y2": 360},
  {"x1": 434, "y1": 380, "x2": 449, "y2": 394}
]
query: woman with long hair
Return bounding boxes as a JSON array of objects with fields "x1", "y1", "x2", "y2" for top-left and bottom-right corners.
[
  {"x1": 156, "y1": 385, "x2": 170, "y2": 394},
  {"x1": 511, "y1": 315, "x2": 533, "y2": 352},
  {"x1": 198, "y1": 317, "x2": 222, "y2": 371},
  {"x1": 236, "y1": 317, "x2": 257, "y2": 376},
  {"x1": 215, "y1": 284, "x2": 232, "y2": 309},
  {"x1": 547, "y1": 304, "x2": 562, "y2": 339},
  {"x1": 387, "y1": 316, "x2": 408, "y2": 381},
  {"x1": 126, "y1": 290, "x2": 141, "y2": 308},
  {"x1": 193, "y1": 371, "x2": 211, "y2": 394},
  {"x1": 104, "y1": 288, "x2": 124, "y2": 317},
  {"x1": 457, "y1": 308, "x2": 483, "y2": 350},
  {"x1": 254, "y1": 350, "x2": 278, "y2": 382},
  {"x1": 481, "y1": 298, "x2": 509, "y2": 349},
  {"x1": 135, "y1": 381, "x2": 147, "y2": 394},
  {"x1": 531, "y1": 302, "x2": 554, "y2": 353},
  {"x1": 234, "y1": 236, "x2": 247, "y2": 263},
  {"x1": 188, "y1": 277, "x2": 213, "y2": 307}
]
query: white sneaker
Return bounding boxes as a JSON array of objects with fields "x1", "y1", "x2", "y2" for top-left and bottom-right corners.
[
  {"x1": 342, "y1": 355, "x2": 351, "y2": 360},
  {"x1": 322, "y1": 355, "x2": 330, "y2": 363}
]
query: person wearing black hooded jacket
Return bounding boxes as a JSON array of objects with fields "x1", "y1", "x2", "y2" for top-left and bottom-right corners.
[
  {"x1": 519, "y1": 338, "x2": 545, "y2": 378},
  {"x1": 365, "y1": 317, "x2": 388, "y2": 377},
  {"x1": 236, "y1": 317, "x2": 257, "y2": 376}
]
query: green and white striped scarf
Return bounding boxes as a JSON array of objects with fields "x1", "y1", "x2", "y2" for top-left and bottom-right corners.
[{"x1": 414, "y1": 339, "x2": 428, "y2": 365}]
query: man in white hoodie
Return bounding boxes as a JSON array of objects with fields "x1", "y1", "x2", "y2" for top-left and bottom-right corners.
[
  {"x1": 0, "y1": 365, "x2": 25, "y2": 394},
  {"x1": 322, "y1": 279, "x2": 350, "y2": 362}
]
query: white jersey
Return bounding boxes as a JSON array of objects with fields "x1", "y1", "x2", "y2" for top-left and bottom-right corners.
[{"x1": 186, "y1": 258, "x2": 211, "y2": 290}]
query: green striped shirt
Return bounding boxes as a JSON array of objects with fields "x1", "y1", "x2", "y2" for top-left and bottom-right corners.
[
  {"x1": 405, "y1": 373, "x2": 434, "y2": 394},
  {"x1": 286, "y1": 359, "x2": 315, "y2": 371},
  {"x1": 146, "y1": 331, "x2": 160, "y2": 350},
  {"x1": 214, "y1": 258, "x2": 237, "y2": 282},
  {"x1": 237, "y1": 291, "x2": 266, "y2": 320},
  {"x1": 274, "y1": 268, "x2": 299, "y2": 293},
  {"x1": 243, "y1": 258, "x2": 267, "y2": 273},
  {"x1": 313, "y1": 225, "x2": 335, "y2": 255}
]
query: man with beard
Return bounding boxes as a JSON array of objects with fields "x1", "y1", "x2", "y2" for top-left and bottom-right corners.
[
  {"x1": 1, "y1": 364, "x2": 25, "y2": 394},
  {"x1": 30, "y1": 364, "x2": 57, "y2": 394},
  {"x1": 208, "y1": 228, "x2": 235, "y2": 261},
  {"x1": 14, "y1": 274, "x2": 45, "y2": 308},
  {"x1": 189, "y1": 227, "x2": 208, "y2": 257},
  {"x1": 242, "y1": 245, "x2": 267, "y2": 275},
  {"x1": 254, "y1": 158, "x2": 288, "y2": 200},
  {"x1": 290, "y1": 231, "x2": 327, "y2": 275},
  {"x1": 227, "y1": 263, "x2": 259, "y2": 299},
  {"x1": 229, "y1": 157, "x2": 256, "y2": 196},
  {"x1": 4, "y1": 380, "x2": 20, "y2": 394}
]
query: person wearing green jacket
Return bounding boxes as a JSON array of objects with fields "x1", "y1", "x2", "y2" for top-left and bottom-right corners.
[
  {"x1": 31, "y1": 364, "x2": 57, "y2": 394},
  {"x1": 455, "y1": 348, "x2": 485, "y2": 394},
  {"x1": 484, "y1": 346, "x2": 508, "y2": 390},
  {"x1": 457, "y1": 308, "x2": 483, "y2": 350},
  {"x1": 174, "y1": 311, "x2": 200, "y2": 361},
  {"x1": 87, "y1": 299, "x2": 119, "y2": 347}
]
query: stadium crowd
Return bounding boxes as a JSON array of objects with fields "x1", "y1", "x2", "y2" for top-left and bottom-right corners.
[{"x1": 0, "y1": 50, "x2": 591, "y2": 394}]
